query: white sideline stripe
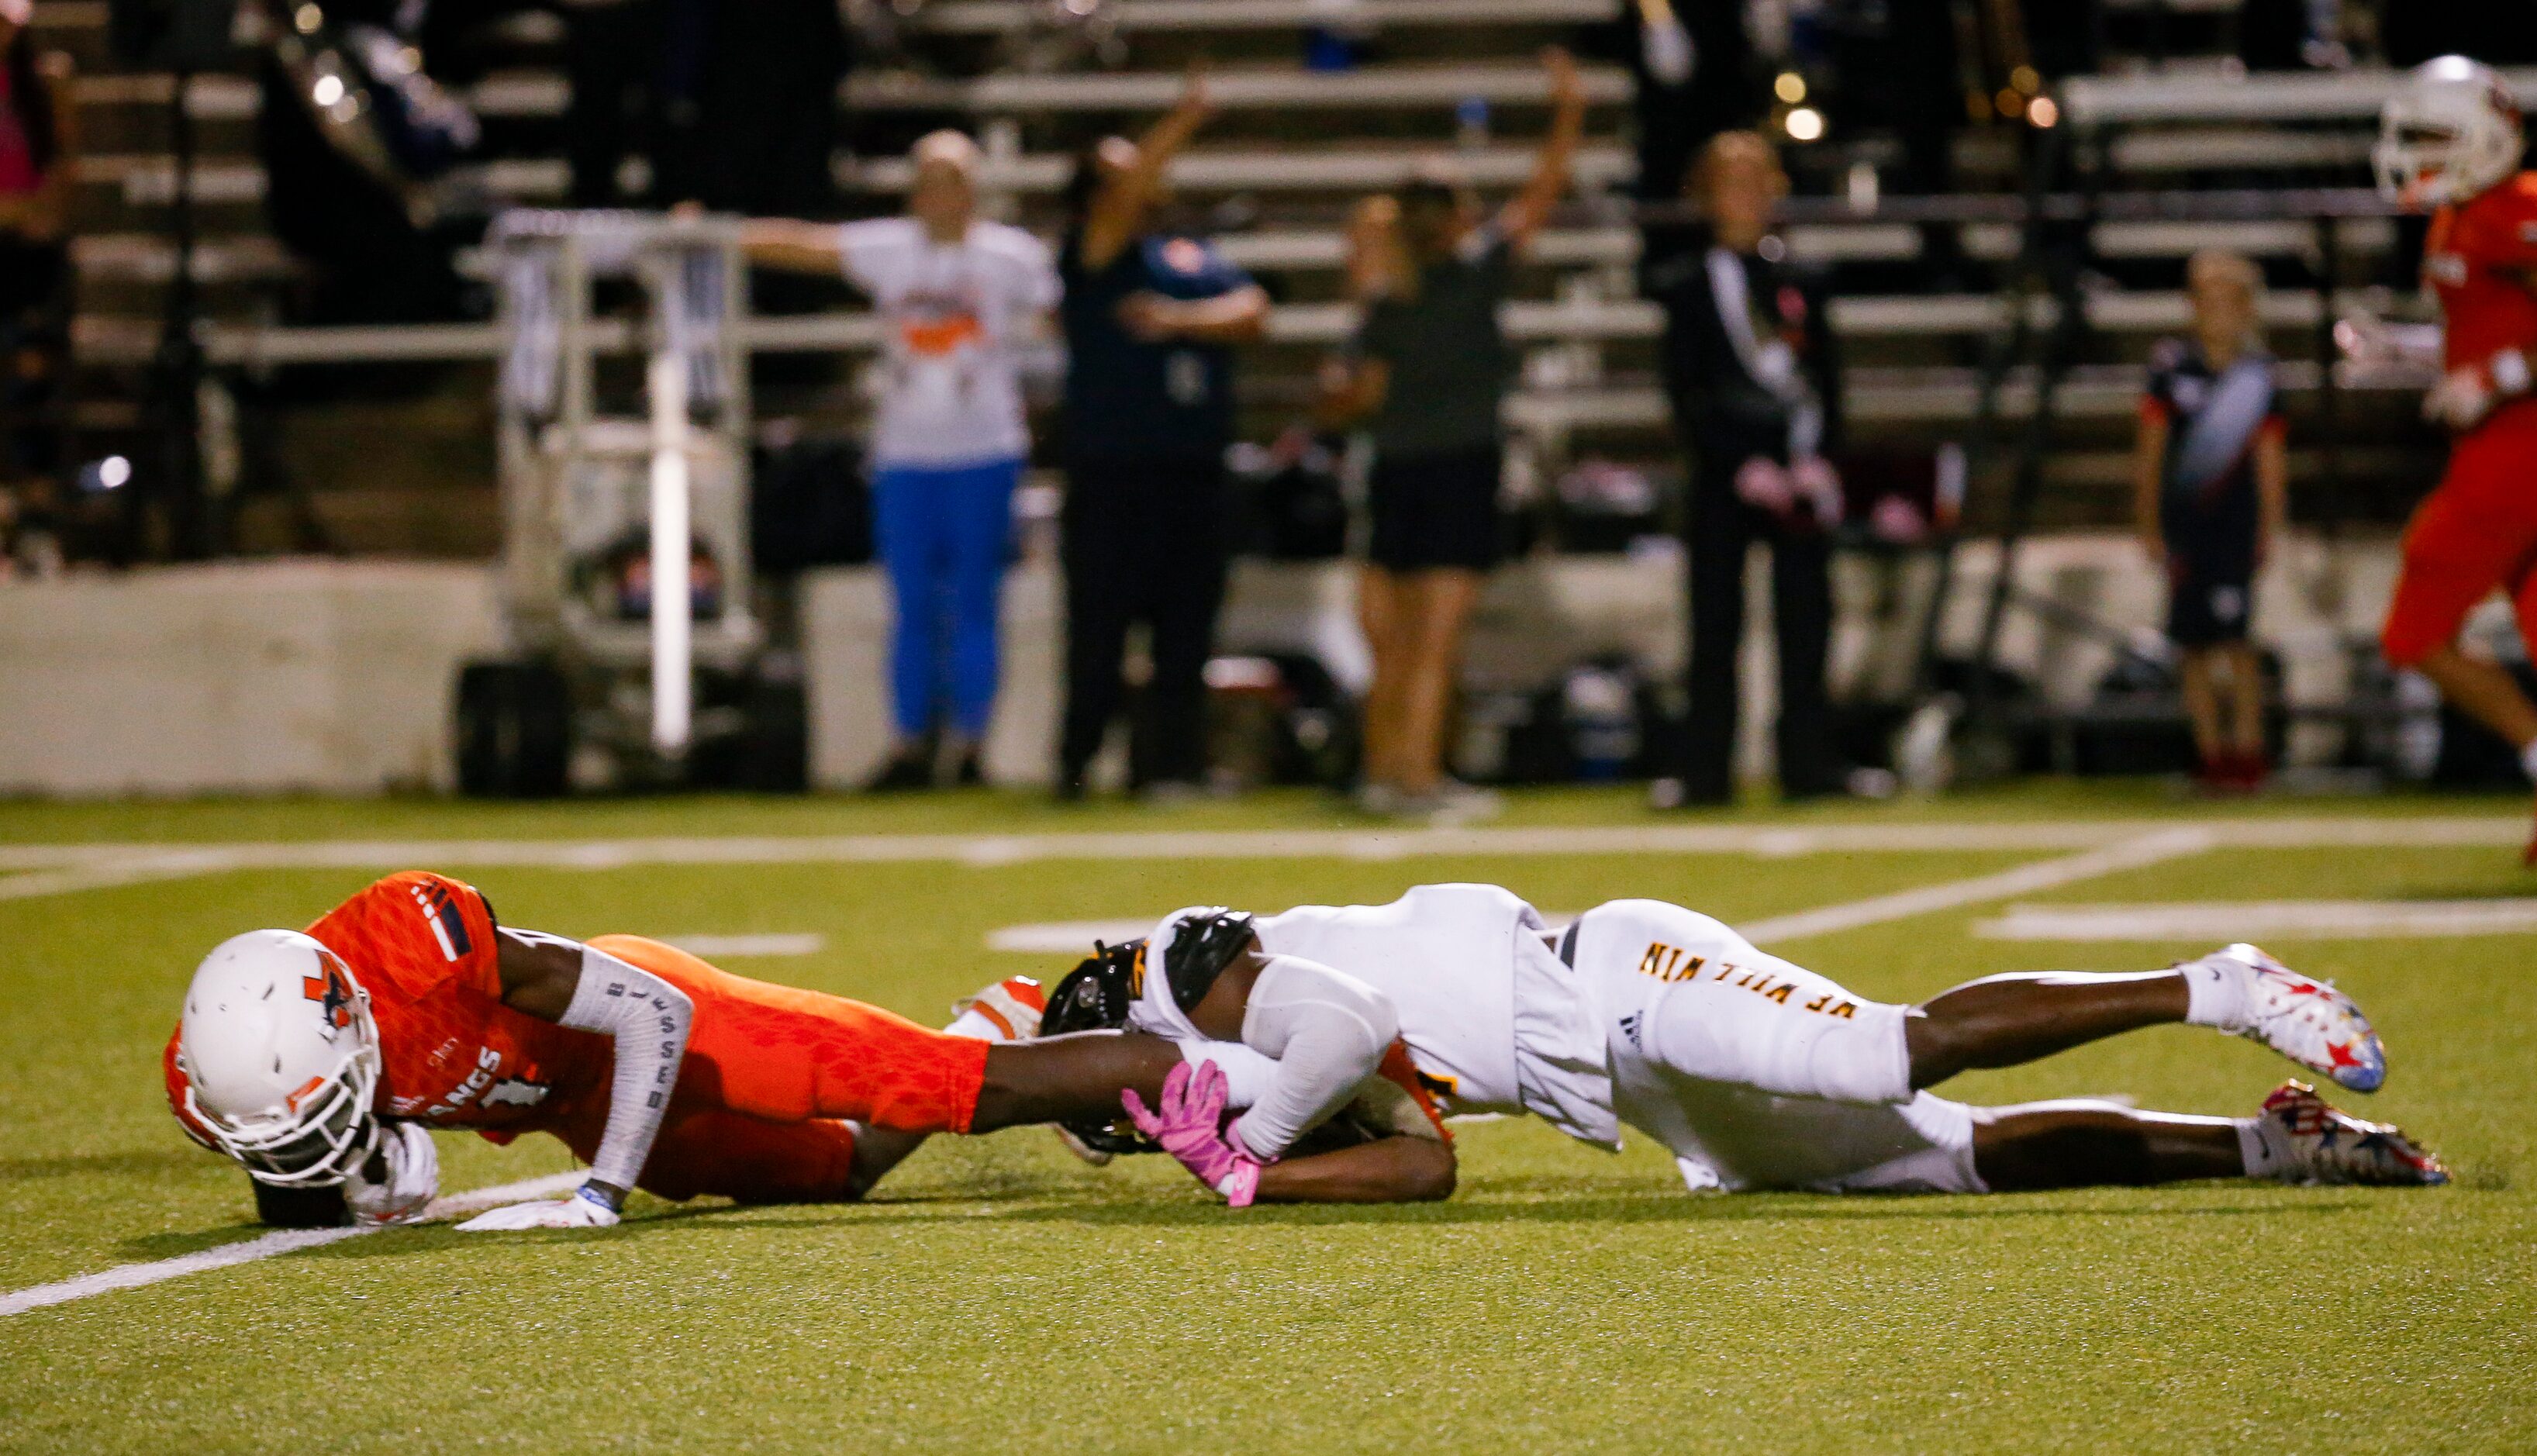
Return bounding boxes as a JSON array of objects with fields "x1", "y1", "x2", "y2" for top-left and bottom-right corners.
[
  {"x1": 0, "y1": 815, "x2": 2518, "y2": 900},
  {"x1": 664, "y1": 933, "x2": 825, "y2": 957},
  {"x1": 982, "y1": 835, "x2": 2208, "y2": 956},
  {"x1": 988, "y1": 919, "x2": 1162, "y2": 954},
  {"x1": 0, "y1": 1172, "x2": 585, "y2": 1318},
  {"x1": 1976, "y1": 899, "x2": 2537, "y2": 942},
  {"x1": 1734, "y1": 831, "x2": 2215, "y2": 946}
]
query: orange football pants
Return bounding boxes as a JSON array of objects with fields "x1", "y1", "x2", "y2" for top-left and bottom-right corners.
[
  {"x1": 2381, "y1": 404, "x2": 2537, "y2": 668},
  {"x1": 547, "y1": 935, "x2": 988, "y2": 1203}
]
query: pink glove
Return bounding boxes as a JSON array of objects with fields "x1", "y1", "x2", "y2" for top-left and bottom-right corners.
[
  {"x1": 1121, "y1": 1060, "x2": 1265, "y2": 1208},
  {"x1": 1733, "y1": 457, "x2": 1792, "y2": 515},
  {"x1": 1790, "y1": 455, "x2": 1844, "y2": 527}
]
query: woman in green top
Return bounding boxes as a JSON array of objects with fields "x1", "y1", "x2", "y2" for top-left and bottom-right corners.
[{"x1": 1321, "y1": 47, "x2": 1584, "y2": 819}]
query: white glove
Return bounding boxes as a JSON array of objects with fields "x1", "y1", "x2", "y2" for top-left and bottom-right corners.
[
  {"x1": 343, "y1": 1121, "x2": 438, "y2": 1227},
  {"x1": 2424, "y1": 365, "x2": 2497, "y2": 431},
  {"x1": 455, "y1": 1185, "x2": 622, "y2": 1231}
]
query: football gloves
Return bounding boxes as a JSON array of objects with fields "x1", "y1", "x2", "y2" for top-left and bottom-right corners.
[
  {"x1": 1122, "y1": 1060, "x2": 1265, "y2": 1208},
  {"x1": 343, "y1": 1120, "x2": 438, "y2": 1227},
  {"x1": 454, "y1": 1183, "x2": 622, "y2": 1231}
]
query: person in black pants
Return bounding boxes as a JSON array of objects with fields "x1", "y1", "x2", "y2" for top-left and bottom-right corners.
[
  {"x1": 1644, "y1": 132, "x2": 1846, "y2": 805},
  {"x1": 1054, "y1": 71, "x2": 1270, "y2": 799}
]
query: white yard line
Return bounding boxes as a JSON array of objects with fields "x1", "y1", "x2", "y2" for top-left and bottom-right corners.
[
  {"x1": 0, "y1": 815, "x2": 2516, "y2": 903},
  {"x1": 1976, "y1": 898, "x2": 2537, "y2": 941},
  {"x1": 982, "y1": 832, "x2": 2217, "y2": 955},
  {"x1": 1734, "y1": 830, "x2": 2218, "y2": 946},
  {"x1": 0, "y1": 1171, "x2": 583, "y2": 1318}
]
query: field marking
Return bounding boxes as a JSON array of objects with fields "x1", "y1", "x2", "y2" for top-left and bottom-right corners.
[
  {"x1": 1976, "y1": 898, "x2": 2537, "y2": 942},
  {"x1": 663, "y1": 933, "x2": 825, "y2": 957},
  {"x1": 0, "y1": 813, "x2": 2518, "y2": 907},
  {"x1": 987, "y1": 919, "x2": 1162, "y2": 953},
  {"x1": 982, "y1": 831, "x2": 2216, "y2": 956},
  {"x1": 1734, "y1": 830, "x2": 2217, "y2": 945},
  {"x1": 0, "y1": 1171, "x2": 583, "y2": 1318}
]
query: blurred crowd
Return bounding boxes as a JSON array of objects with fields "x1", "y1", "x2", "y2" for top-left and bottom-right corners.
[{"x1": 7, "y1": 0, "x2": 2534, "y2": 808}]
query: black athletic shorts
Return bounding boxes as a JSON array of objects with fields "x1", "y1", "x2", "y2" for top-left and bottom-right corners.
[
  {"x1": 2166, "y1": 557, "x2": 2255, "y2": 647},
  {"x1": 1367, "y1": 444, "x2": 1503, "y2": 572}
]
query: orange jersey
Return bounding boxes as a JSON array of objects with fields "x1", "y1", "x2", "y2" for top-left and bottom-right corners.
[
  {"x1": 2426, "y1": 173, "x2": 2537, "y2": 385},
  {"x1": 164, "y1": 873, "x2": 612, "y2": 1142}
]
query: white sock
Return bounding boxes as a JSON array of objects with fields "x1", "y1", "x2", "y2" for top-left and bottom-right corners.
[
  {"x1": 2235, "y1": 1116, "x2": 2286, "y2": 1179},
  {"x1": 2180, "y1": 956, "x2": 2252, "y2": 1032},
  {"x1": 944, "y1": 1008, "x2": 1006, "y2": 1041},
  {"x1": 2521, "y1": 738, "x2": 2537, "y2": 785}
]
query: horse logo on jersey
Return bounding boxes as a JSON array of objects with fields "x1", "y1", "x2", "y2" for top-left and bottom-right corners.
[{"x1": 302, "y1": 951, "x2": 357, "y2": 1040}]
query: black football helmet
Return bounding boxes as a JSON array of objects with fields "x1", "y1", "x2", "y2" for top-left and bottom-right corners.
[
  {"x1": 1042, "y1": 940, "x2": 1159, "y2": 1155},
  {"x1": 1043, "y1": 939, "x2": 1143, "y2": 1036},
  {"x1": 1158, "y1": 909, "x2": 1258, "y2": 1013}
]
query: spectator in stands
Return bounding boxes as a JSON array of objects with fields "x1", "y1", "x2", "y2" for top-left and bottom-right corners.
[
  {"x1": 1644, "y1": 130, "x2": 1844, "y2": 807},
  {"x1": 1320, "y1": 47, "x2": 1584, "y2": 820},
  {"x1": 2134, "y1": 250, "x2": 2287, "y2": 794},
  {"x1": 1053, "y1": 71, "x2": 1271, "y2": 802},
  {"x1": 736, "y1": 132, "x2": 1061, "y2": 789},
  {"x1": 0, "y1": 0, "x2": 74, "y2": 501}
]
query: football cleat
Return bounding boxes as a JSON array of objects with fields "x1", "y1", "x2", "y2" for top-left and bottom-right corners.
[
  {"x1": 948, "y1": 976, "x2": 1046, "y2": 1043},
  {"x1": 2257, "y1": 1081, "x2": 2449, "y2": 1187},
  {"x1": 2183, "y1": 943, "x2": 2387, "y2": 1092}
]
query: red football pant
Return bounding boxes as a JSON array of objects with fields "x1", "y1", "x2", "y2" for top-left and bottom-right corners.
[
  {"x1": 2381, "y1": 405, "x2": 2537, "y2": 668},
  {"x1": 551, "y1": 935, "x2": 988, "y2": 1203}
]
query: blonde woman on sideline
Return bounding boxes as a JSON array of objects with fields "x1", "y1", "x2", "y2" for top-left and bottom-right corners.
[
  {"x1": 737, "y1": 131, "x2": 1060, "y2": 790},
  {"x1": 1322, "y1": 47, "x2": 1585, "y2": 820},
  {"x1": 2133, "y1": 249, "x2": 2288, "y2": 792}
]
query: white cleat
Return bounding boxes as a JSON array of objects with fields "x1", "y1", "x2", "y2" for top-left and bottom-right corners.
[
  {"x1": 2181, "y1": 943, "x2": 2387, "y2": 1092},
  {"x1": 948, "y1": 976, "x2": 1115, "y2": 1166},
  {"x1": 948, "y1": 976, "x2": 1046, "y2": 1043},
  {"x1": 2255, "y1": 1081, "x2": 2448, "y2": 1186}
]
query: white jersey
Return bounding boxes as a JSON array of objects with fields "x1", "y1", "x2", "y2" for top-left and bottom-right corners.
[
  {"x1": 1254, "y1": 885, "x2": 1617, "y2": 1148},
  {"x1": 837, "y1": 217, "x2": 1059, "y2": 469}
]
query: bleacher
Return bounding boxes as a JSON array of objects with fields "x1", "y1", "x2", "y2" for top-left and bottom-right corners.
[{"x1": 25, "y1": 0, "x2": 2521, "y2": 554}]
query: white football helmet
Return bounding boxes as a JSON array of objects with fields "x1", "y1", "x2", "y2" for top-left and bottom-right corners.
[
  {"x1": 177, "y1": 930, "x2": 382, "y2": 1187},
  {"x1": 2375, "y1": 56, "x2": 2526, "y2": 209}
]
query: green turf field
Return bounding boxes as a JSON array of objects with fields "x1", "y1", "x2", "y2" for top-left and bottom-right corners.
[{"x1": 2, "y1": 785, "x2": 2532, "y2": 1453}]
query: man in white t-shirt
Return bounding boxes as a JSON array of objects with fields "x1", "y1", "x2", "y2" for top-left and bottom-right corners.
[
  {"x1": 740, "y1": 132, "x2": 1060, "y2": 788},
  {"x1": 1034, "y1": 887, "x2": 2444, "y2": 1207}
]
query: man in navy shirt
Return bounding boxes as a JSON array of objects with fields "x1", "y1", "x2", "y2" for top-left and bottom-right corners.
[{"x1": 1054, "y1": 71, "x2": 1270, "y2": 799}]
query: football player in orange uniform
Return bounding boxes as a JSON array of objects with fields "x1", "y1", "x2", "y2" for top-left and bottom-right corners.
[
  {"x1": 165, "y1": 871, "x2": 1181, "y2": 1230},
  {"x1": 2373, "y1": 57, "x2": 2537, "y2": 861}
]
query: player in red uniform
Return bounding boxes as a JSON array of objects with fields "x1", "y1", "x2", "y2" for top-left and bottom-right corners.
[
  {"x1": 165, "y1": 871, "x2": 1180, "y2": 1230},
  {"x1": 2373, "y1": 57, "x2": 2537, "y2": 860}
]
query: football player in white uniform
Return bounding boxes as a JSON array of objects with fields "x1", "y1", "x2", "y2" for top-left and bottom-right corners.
[{"x1": 1030, "y1": 885, "x2": 2445, "y2": 1206}]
